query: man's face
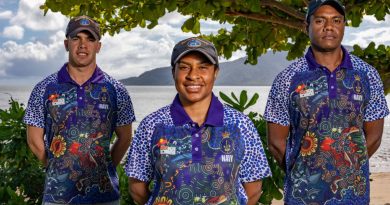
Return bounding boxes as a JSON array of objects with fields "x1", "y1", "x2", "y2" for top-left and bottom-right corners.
[
  {"x1": 308, "y1": 5, "x2": 345, "y2": 52},
  {"x1": 173, "y1": 52, "x2": 218, "y2": 107},
  {"x1": 64, "y1": 31, "x2": 101, "y2": 69}
]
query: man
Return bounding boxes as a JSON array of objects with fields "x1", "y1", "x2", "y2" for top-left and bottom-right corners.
[
  {"x1": 264, "y1": 0, "x2": 389, "y2": 204},
  {"x1": 23, "y1": 15, "x2": 135, "y2": 204},
  {"x1": 125, "y1": 37, "x2": 271, "y2": 205}
]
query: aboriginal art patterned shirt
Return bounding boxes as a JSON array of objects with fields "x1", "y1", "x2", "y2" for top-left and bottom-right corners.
[
  {"x1": 264, "y1": 46, "x2": 389, "y2": 205},
  {"x1": 23, "y1": 63, "x2": 135, "y2": 204},
  {"x1": 125, "y1": 94, "x2": 271, "y2": 205}
]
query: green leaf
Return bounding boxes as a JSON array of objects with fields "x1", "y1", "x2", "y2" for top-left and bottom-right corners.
[
  {"x1": 219, "y1": 92, "x2": 236, "y2": 106},
  {"x1": 244, "y1": 93, "x2": 259, "y2": 109},
  {"x1": 239, "y1": 90, "x2": 248, "y2": 106},
  {"x1": 181, "y1": 17, "x2": 195, "y2": 33}
]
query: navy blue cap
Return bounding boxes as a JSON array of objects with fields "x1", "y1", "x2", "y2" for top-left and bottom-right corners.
[
  {"x1": 171, "y1": 37, "x2": 219, "y2": 67},
  {"x1": 306, "y1": 0, "x2": 346, "y2": 23}
]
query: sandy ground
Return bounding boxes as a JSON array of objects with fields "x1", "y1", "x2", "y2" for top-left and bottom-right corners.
[{"x1": 270, "y1": 172, "x2": 390, "y2": 205}]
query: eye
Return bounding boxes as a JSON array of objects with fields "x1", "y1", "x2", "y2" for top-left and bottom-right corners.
[
  {"x1": 333, "y1": 18, "x2": 343, "y2": 25},
  {"x1": 314, "y1": 18, "x2": 325, "y2": 25},
  {"x1": 71, "y1": 36, "x2": 79, "y2": 41},
  {"x1": 179, "y1": 65, "x2": 190, "y2": 71}
]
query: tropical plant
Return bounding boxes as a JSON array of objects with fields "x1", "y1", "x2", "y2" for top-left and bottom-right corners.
[
  {"x1": 0, "y1": 99, "x2": 136, "y2": 205},
  {"x1": 219, "y1": 90, "x2": 284, "y2": 204},
  {"x1": 0, "y1": 98, "x2": 45, "y2": 205}
]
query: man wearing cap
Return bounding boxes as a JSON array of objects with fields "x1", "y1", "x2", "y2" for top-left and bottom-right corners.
[
  {"x1": 125, "y1": 37, "x2": 271, "y2": 205},
  {"x1": 24, "y1": 15, "x2": 135, "y2": 204},
  {"x1": 265, "y1": 0, "x2": 389, "y2": 204}
]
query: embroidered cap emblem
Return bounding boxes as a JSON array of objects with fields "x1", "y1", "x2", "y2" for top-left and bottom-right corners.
[
  {"x1": 187, "y1": 39, "x2": 202, "y2": 47},
  {"x1": 79, "y1": 18, "x2": 90, "y2": 26}
]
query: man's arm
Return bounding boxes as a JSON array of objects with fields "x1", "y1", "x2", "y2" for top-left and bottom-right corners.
[
  {"x1": 363, "y1": 119, "x2": 384, "y2": 158},
  {"x1": 26, "y1": 125, "x2": 47, "y2": 166},
  {"x1": 111, "y1": 124, "x2": 132, "y2": 166},
  {"x1": 267, "y1": 122, "x2": 289, "y2": 170},
  {"x1": 129, "y1": 178, "x2": 150, "y2": 205},
  {"x1": 243, "y1": 180, "x2": 262, "y2": 205}
]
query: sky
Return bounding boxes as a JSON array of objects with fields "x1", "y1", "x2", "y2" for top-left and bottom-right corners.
[{"x1": 0, "y1": 0, "x2": 389, "y2": 86}]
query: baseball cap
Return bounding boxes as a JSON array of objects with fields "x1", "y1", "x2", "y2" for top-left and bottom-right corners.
[
  {"x1": 171, "y1": 37, "x2": 219, "y2": 67},
  {"x1": 306, "y1": 0, "x2": 346, "y2": 23},
  {"x1": 65, "y1": 15, "x2": 101, "y2": 40}
]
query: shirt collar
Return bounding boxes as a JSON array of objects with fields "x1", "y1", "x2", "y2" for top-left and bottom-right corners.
[
  {"x1": 170, "y1": 93, "x2": 224, "y2": 127},
  {"x1": 58, "y1": 63, "x2": 105, "y2": 85},
  {"x1": 305, "y1": 45, "x2": 353, "y2": 71}
]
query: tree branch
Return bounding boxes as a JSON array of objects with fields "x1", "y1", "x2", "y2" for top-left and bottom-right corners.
[
  {"x1": 260, "y1": 0, "x2": 306, "y2": 20},
  {"x1": 225, "y1": 11, "x2": 307, "y2": 34}
]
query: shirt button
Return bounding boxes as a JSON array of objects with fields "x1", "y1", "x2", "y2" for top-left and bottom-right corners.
[
  {"x1": 79, "y1": 87, "x2": 83, "y2": 89},
  {"x1": 195, "y1": 134, "x2": 199, "y2": 138},
  {"x1": 79, "y1": 97, "x2": 83, "y2": 100},
  {"x1": 331, "y1": 86, "x2": 334, "y2": 89},
  {"x1": 330, "y1": 74, "x2": 333, "y2": 78},
  {"x1": 194, "y1": 147, "x2": 199, "y2": 151}
]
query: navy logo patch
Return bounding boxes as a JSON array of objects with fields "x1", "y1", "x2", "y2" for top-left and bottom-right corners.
[
  {"x1": 187, "y1": 39, "x2": 201, "y2": 47},
  {"x1": 79, "y1": 18, "x2": 90, "y2": 26}
]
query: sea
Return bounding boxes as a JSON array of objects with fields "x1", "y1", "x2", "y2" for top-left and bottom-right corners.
[{"x1": 0, "y1": 85, "x2": 389, "y2": 172}]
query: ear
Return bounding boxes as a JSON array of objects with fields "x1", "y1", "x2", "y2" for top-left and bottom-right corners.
[
  {"x1": 305, "y1": 21, "x2": 309, "y2": 33},
  {"x1": 171, "y1": 66, "x2": 175, "y2": 78},
  {"x1": 96, "y1": 42, "x2": 102, "y2": 53},
  {"x1": 214, "y1": 66, "x2": 219, "y2": 80},
  {"x1": 64, "y1": 39, "x2": 69, "y2": 51}
]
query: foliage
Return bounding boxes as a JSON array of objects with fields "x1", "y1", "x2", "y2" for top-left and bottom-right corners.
[
  {"x1": 351, "y1": 43, "x2": 390, "y2": 94},
  {"x1": 0, "y1": 99, "x2": 45, "y2": 205},
  {"x1": 219, "y1": 90, "x2": 284, "y2": 204},
  {"x1": 0, "y1": 98, "x2": 138, "y2": 205},
  {"x1": 41, "y1": 0, "x2": 389, "y2": 63},
  {"x1": 117, "y1": 164, "x2": 137, "y2": 205},
  {"x1": 41, "y1": 0, "x2": 390, "y2": 94}
]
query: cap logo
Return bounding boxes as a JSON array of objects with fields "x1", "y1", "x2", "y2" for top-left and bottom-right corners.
[
  {"x1": 79, "y1": 18, "x2": 90, "y2": 26},
  {"x1": 187, "y1": 39, "x2": 201, "y2": 47}
]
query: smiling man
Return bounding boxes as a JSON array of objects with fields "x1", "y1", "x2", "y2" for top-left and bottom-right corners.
[
  {"x1": 23, "y1": 15, "x2": 135, "y2": 204},
  {"x1": 264, "y1": 0, "x2": 389, "y2": 204},
  {"x1": 125, "y1": 37, "x2": 271, "y2": 205}
]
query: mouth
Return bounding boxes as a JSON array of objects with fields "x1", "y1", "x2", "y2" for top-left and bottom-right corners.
[
  {"x1": 322, "y1": 35, "x2": 336, "y2": 40},
  {"x1": 185, "y1": 84, "x2": 202, "y2": 92},
  {"x1": 77, "y1": 52, "x2": 88, "y2": 56}
]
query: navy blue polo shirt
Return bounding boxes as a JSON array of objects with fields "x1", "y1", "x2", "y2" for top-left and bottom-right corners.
[
  {"x1": 126, "y1": 93, "x2": 271, "y2": 204},
  {"x1": 24, "y1": 63, "x2": 135, "y2": 204},
  {"x1": 265, "y1": 46, "x2": 389, "y2": 204}
]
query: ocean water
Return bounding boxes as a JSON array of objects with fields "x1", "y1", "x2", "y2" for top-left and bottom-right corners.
[{"x1": 0, "y1": 85, "x2": 389, "y2": 172}]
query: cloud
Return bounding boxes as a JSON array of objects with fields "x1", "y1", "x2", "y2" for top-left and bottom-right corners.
[
  {"x1": 344, "y1": 15, "x2": 390, "y2": 47},
  {"x1": 10, "y1": 0, "x2": 67, "y2": 31},
  {"x1": 0, "y1": 31, "x2": 65, "y2": 79},
  {"x1": 0, "y1": 10, "x2": 12, "y2": 19},
  {"x1": 2, "y1": 25, "x2": 24, "y2": 39}
]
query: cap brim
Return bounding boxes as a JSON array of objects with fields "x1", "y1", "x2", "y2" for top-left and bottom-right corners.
[
  {"x1": 173, "y1": 48, "x2": 217, "y2": 66},
  {"x1": 68, "y1": 28, "x2": 100, "y2": 40}
]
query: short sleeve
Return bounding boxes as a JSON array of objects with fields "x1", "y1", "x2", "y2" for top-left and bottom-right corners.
[
  {"x1": 23, "y1": 83, "x2": 47, "y2": 128},
  {"x1": 363, "y1": 67, "x2": 389, "y2": 121},
  {"x1": 264, "y1": 70, "x2": 291, "y2": 126},
  {"x1": 125, "y1": 118, "x2": 154, "y2": 182},
  {"x1": 115, "y1": 83, "x2": 136, "y2": 126},
  {"x1": 238, "y1": 117, "x2": 271, "y2": 183}
]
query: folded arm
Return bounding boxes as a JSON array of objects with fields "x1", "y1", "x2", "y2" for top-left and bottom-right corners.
[
  {"x1": 26, "y1": 125, "x2": 47, "y2": 166},
  {"x1": 363, "y1": 119, "x2": 384, "y2": 158},
  {"x1": 111, "y1": 124, "x2": 132, "y2": 166}
]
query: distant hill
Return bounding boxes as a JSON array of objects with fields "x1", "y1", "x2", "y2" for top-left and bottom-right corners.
[
  {"x1": 120, "y1": 50, "x2": 292, "y2": 86},
  {"x1": 120, "y1": 46, "x2": 350, "y2": 86}
]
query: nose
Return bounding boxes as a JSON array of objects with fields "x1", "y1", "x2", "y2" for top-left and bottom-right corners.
[
  {"x1": 186, "y1": 68, "x2": 200, "y2": 80},
  {"x1": 323, "y1": 20, "x2": 334, "y2": 32},
  {"x1": 78, "y1": 39, "x2": 87, "y2": 48}
]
